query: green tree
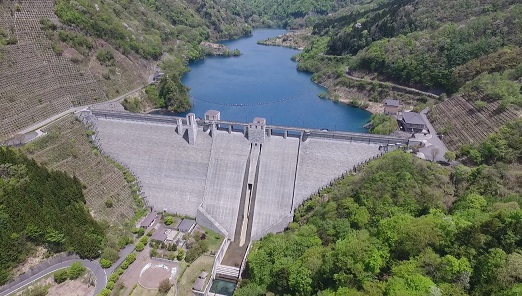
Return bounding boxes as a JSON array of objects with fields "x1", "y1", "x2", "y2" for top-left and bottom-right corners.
[
  {"x1": 177, "y1": 248, "x2": 184, "y2": 261},
  {"x1": 53, "y1": 269, "x2": 69, "y2": 284},
  {"x1": 164, "y1": 216, "x2": 174, "y2": 225},
  {"x1": 158, "y1": 278, "x2": 171, "y2": 293},
  {"x1": 68, "y1": 262, "x2": 85, "y2": 279},
  {"x1": 100, "y1": 259, "x2": 112, "y2": 269},
  {"x1": 369, "y1": 114, "x2": 398, "y2": 135},
  {"x1": 158, "y1": 75, "x2": 191, "y2": 113}
]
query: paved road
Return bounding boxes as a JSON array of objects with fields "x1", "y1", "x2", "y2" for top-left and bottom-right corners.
[
  {"x1": 417, "y1": 108, "x2": 448, "y2": 161},
  {"x1": 16, "y1": 85, "x2": 148, "y2": 136},
  {"x1": 107, "y1": 245, "x2": 135, "y2": 275},
  {"x1": 344, "y1": 74, "x2": 440, "y2": 99},
  {"x1": 0, "y1": 259, "x2": 106, "y2": 296},
  {"x1": 91, "y1": 109, "x2": 410, "y2": 145}
]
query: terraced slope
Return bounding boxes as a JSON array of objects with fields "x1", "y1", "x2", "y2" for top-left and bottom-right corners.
[
  {"x1": 23, "y1": 115, "x2": 136, "y2": 224},
  {"x1": 429, "y1": 96, "x2": 520, "y2": 151},
  {"x1": 0, "y1": 0, "x2": 106, "y2": 140}
]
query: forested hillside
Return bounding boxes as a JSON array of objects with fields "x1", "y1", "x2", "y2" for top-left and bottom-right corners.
[
  {"x1": 305, "y1": 0, "x2": 522, "y2": 91},
  {"x1": 237, "y1": 119, "x2": 522, "y2": 296},
  {"x1": 244, "y1": 0, "x2": 357, "y2": 28},
  {"x1": 0, "y1": 148, "x2": 104, "y2": 285}
]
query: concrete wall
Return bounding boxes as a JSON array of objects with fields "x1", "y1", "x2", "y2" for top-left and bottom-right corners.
[
  {"x1": 251, "y1": 136, "x2": 299, "y2": 239},
  {"x1": 93, "y1": 116, "x2": 387, "y2": 243},
  {"x1": 201, "y1": 131, "x2": 250, "y2": 240},
  {"x1": 94, "y1": 119, "x2": 212, "y2": 216},
  {"x1": 294, "y1": 139, "x2": 382, "y2": 208}
]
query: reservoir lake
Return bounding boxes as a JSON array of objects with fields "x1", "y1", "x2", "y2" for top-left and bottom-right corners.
[{"x1": 179, "y1": 29, "x2": 371, "y2": 132}]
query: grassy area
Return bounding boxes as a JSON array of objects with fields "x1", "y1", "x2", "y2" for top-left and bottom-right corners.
[
  {"x1": 177, "y1": 255, "x2": 214, "y2": 296},
  {"x1": 129, "y1": 285, "x2": 160, "y2": 296},
  {"x1": 201, "y1": 227, "x2": 224, "y2": 255}
]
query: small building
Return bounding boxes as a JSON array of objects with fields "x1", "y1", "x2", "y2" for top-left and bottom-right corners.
[
  {"x1": 192, "y1": 271, "x2": 208, "y2": 292},
  {"x1": 400, "y1": 112, "x2": 428, "y2": 133},
  {"x1": 204, "y1": 110, "x2": 221, "y2": 121},
  {"x1": 151, "y1": 225, "x2": 170, "y2": 242},
  {"x1": 152, "y1": 71, "x2": 164, "y2": 83},
  {"x1": 384, "y1": 99, "x2": 400, "y2": 115},
  {"x1": 177, "y1": 219, "x2": 196, "y2": 233},
  {"x1": 166, "y1": 230, "x2": 179, "y2": 242},
  {"x1": 139, "y1": 210, "x2": 157, "y2": 229}
]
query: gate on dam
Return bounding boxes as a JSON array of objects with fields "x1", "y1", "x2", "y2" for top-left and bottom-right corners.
[{"x1": 82, "y1": 109, "x2": 410, "y2": 284}]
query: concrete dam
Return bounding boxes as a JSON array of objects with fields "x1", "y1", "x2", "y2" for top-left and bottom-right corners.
[{"x1": 83, "y1": 109, "x2": 408, "y2": 269}]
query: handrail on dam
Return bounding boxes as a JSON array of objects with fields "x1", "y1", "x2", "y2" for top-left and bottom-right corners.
[{"x1": 89, "y1": 109, "x2": 410, "y2": 145}]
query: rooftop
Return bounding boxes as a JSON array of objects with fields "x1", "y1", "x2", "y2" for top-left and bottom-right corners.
[
  {"x1": 384, "y1": 99, "x2": 400, "y2": 107},
  {"x1": 402, "y1": 112, "x2": 425, "y2": 125},
  {"x1": 178, "y1": 219, "x2": 196, "y2": 233},
  {"x1": 205, "y1": 110, "x2": 220, "y2": 116},
  {"x1": 193, "y1": 277, "x2": 206, "y2": 291},
  {"x1": 151, "y1": 225, "x2": 170, "y2": 241},
  {"x1": 140, "y1": 211, "x2": 157, "y2": 228}
]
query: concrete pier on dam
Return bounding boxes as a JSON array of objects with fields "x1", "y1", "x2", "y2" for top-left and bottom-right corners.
[{"x1": 84, "y1": 109, "x2": 408, "y2": 245}]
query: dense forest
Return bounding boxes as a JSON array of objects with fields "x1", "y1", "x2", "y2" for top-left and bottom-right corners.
[
  {"x1": 300, "y1": 0, "x2": 522, "y2": 93},
  {"x1": 236, "y1": 118, "x2": 522, "y2": 296},
  {"x1": 0, "y1": 148, "x2": 104, "y2": 285},
  {"x1": 244, "y1": 0, "x2": 356, "y2": 28}
]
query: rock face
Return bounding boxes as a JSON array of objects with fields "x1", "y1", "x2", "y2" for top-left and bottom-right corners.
[{"x1": 200, "y1": 42, "x2": 240, "y2": 56}]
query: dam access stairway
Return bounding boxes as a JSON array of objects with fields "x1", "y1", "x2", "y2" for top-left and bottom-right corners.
[{"x1": 87, "y1": 109, "x2": 410, "y2": 285}]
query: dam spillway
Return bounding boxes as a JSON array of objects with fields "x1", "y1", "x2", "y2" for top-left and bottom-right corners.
[{"x1": 85, "y1": 110, "x2": 408, "y2": 241}]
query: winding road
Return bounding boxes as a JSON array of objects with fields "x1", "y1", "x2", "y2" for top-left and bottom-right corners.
[{"x1": 0, "y1": 260, "x2": 106, "y2": 296}]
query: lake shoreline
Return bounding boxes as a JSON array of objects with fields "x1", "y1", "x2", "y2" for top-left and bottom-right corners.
[{"x1": 177, "y1": 29, "x2": 372, "y2": 132}]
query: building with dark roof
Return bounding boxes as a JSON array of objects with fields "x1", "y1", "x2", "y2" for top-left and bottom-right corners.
[
  {"x1": 192, "y1": 271, "x2": 208, "y2": 292},
  {"x1": 151, "y1": 225, "x2": 170, "y2": 242},
  {"x1": 139, "y1": 210, "x2": 157, "y2": 229},
  {"x1": 400, "y1": 112, "x2": 428, "y2": 133},
  {"x1": 177, "y1": 219, "x2": 196, "y2": 233},
  {"x1": 384, "y1": 99, "x2": 400, "y2": 115}
]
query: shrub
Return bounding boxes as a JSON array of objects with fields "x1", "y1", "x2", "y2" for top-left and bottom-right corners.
[
  {"x1": 135, "y1": 242, "x2": 145, "y2": 252},
  {"x1": 444, "y1": 151, "x2": 456, "y2": 162},
  {"x1": 125, "y1": 253, "x2": 137, "y2": 263},
  {"x1": 100, "y1": 259, "x2": 112, "y2": 269},
  {"x1": 139, "y1": 236, "x2": 149, "y2": 244},
  {"x1": 109, "y1": 273, "x2": 119, "y2": 282},
  {"x1": 164, "y1": 216, "x2": 174, "y2": 225},
  {"x1": 120, "y1": 260, "x2": 130, "y2": 270},
  {"x1": 68, "y1": 262, "x2": 85, "y2": 279},
  {"x1": 134, "y1": 228, "x2": 145, "y2": 237},
  {"x1": 53, "y1": 269, "x2": 68, "y2": 284},
  {"x1": 96, "y1": 48, "x2": 115, "y2": 66},
  {"x1": 106, "y1": 281, "x2": 115, "y2": 290},
  {"x1": 99, "y1": 288, "x2": 111, "y2": 296},
  {"x1": 177, "y1": 249, "x2": 184, "y2": 261}
]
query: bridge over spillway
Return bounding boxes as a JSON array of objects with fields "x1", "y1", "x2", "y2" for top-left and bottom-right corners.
[{"x1": 81, "y1": 109, "x2": 409, "y2": 280}]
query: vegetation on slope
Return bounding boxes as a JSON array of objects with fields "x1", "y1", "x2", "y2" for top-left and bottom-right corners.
[
  {"x1": 51, "y1": 0, "x2": 254, "y2": 113},
  {"x1": 0, "y1": 147, "x2": 104, "y2": 285},
  {"x1": 368, "y1": 114, "x2": 397, "y2": 135},
  {"x1": 244, "y1": 0, "x2": 355, "y2": 28},
  {"x1": 309, "y1": 0, "x2": 522, "y2": 92},
  {"x1": 237, "y1": 121, "x2": 522, "y2": 295},
  {"x1": 461, "y1": 118, "x2": 522, "y2": 165}
]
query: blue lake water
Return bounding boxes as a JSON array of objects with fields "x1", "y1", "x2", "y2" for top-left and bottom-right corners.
[{"x1": 179, "y1": 29, "x2": 371, "y2": 132}]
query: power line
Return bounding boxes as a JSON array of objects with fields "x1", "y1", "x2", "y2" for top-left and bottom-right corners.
[{"x1": 189, "y1": 89, "x2": 317, "y2": 107}]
